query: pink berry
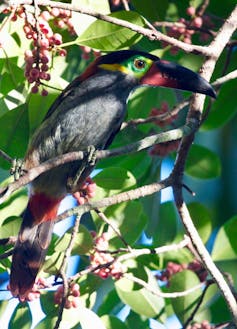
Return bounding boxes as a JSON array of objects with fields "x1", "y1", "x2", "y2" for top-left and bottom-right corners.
[
  {"x1": 59, "y1": 49, "x2": 67, "y2": 57},
  {"x1": 193, "y1": 16, "x2": 203, "y2": 28},
  {"x1": 186, "y1": 6, "x2": 196, "y2": 16}
]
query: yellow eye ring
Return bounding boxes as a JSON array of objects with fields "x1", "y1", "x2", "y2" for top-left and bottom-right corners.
[{"x1": 133, "y1": 58, "x2": 146, "y2": 70}]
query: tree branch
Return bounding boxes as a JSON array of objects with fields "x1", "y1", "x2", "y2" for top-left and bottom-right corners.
[
  {"x1": 9, "y1": 0, "x2": 211, "y2": 55},
  {"x1": 171, "y1": 4, "x2": 237, "y2": 324},
  {"x1": 0, "y1": 124, "x2": 192, "y2": 204}
]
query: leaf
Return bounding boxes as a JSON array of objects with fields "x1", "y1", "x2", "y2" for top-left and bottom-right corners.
[
  {"x1": 126, "y1": 310, "x2": 150, "y2": 329},
  {"x1": 185, "y1": 144, "x2": 221, "y2": 179},
  {"x1": 72, "y1": 0, "x2": 110, "y2": 36},
  {"x1": 0, "y1": 216, "x2": 21, "y2": 239},
  {"x1": 153, "y1": 201, "x2": 178, "y2": 246},
  {"x1": 212, "y1": 216, "x2": 237, "y2": 261},
  {"x1": 101, "y1": 315, "x2": 128, "y2": 329},
  {"x1": 8, "y1": 303, "x2": 32, "y2": 329},
  {"x1": 131, "y1": 0, "x2": 169, "y2": 21},
  {"x1": 43, "y1": 251, "x2": 64, "y2": 274},
  {"x1": 202, "y1": 80, "x2": 237, "y2": 130},
  {"x1": 187, "y1": 202, "x2": 212, "y2": 243},
  {"x1": 0, "y1": 185, "x2": 27, "y2": 224},
  {"x1": 116, "y1": 265, "x2": 165, "y2": 318},
  {"x1": 77, "y1": 306, "x2": 107, "y2": 329},
  {"x1": 0, "y1": 32, "x2": 20, "y2": 58},
  {"x1": 55, "y1": 225, "x2": 93, "y2": 255},
  {"x1": 94, "y1": 167, "x2": 136, "y2": 190},
  {"x1": 76, "y1": 11, "x2": 145, "y2": 51},
  {"x1": 0, "y1": 104, "x2": 29, "y2": 170},
  {"x1": 168, "y1": 270, "x2": 202, "y2": 324},
  {"x1": 106, "y1": 201, "x2": 147, "y2": 247}
]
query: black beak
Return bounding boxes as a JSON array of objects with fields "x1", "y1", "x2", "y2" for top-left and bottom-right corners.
[{"x1": 140, "y1": 60, "x2": 216, "y2": 99}]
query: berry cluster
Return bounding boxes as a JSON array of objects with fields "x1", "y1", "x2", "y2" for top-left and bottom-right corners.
[
  {"x1": 149, "y1": 140, "x2": 180, "y2": 157},
  {"x1": 90, "y1": 232, "x2": 124, "y2": 279},
  {"x1": 3, "y1": 6, "x2": 74, "y2": 95},
  {"x1": 162, "y1": 6, "x2": 213, "y2": 54},
  {"x1": 157, "y1": 260, "x2": 208, "y2": 284},
  {"x1": 150, "y1": 102, "x2": 177, "y2": 127},
  {"x1": 73, "y1": 177, "x2": 97, "y2": 205},
  {"x1": 187, "y1": 320, "x2": 213, "y2": 329},
  {"x1": 54, "y1": 282, "x2": 80, "y2": 309}
]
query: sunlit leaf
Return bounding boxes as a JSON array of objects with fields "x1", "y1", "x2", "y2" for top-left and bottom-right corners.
[
  {"x1": 94, "y1": 167, "x2": 136, "y2": 190},
  {"x1": 8, "y1": 303, "x2": 32, "y2": 329},
  {"x1": 212, "y1": 216, "x2": 237, "y2": 261},
  {"x1": 76, "y1": 11, "x2": 145, "y2": 50},
  {"x1": 116, "y1": 265, "x2": 165, "y2": 318},
  {"x1": 72, "y1": 0, "x2": 110, "y2": 36}
]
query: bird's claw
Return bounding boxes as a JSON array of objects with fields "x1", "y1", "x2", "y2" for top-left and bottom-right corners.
[
  {"x1": 67, "y1": 145, "x2": 97, "y2": 193},
  {"x1": 10, "y1": 158, "x2": 26, "y2": 181}
]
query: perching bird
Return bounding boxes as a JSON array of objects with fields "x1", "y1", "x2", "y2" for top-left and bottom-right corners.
[{"x1": 9, "y1": 50, "x2": 216, "y2": 301}]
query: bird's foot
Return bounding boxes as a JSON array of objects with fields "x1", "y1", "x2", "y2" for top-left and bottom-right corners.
[
  {"x1": 67, "y1": 145, "x2": 97, "y2": 193},
  {"x1": 10, "y1": 158, "x2": 26, "y2": 180}
]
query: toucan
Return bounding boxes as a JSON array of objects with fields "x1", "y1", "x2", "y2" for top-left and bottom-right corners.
[{"x1": 9, "y1": 50, "x2": 216, "y2": 301}]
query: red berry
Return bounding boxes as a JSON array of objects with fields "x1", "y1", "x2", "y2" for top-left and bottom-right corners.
[{"x1": 41, "y1": 89, "x2": 48, "y2": 97}]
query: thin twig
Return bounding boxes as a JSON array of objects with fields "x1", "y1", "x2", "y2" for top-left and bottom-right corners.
[
  {"x1": 212, "y1": 69, "x2": 237, "y2": 87},
  {"x1": 94, "y1": 208, "x2": 132, "y2": 251},
  {"x1": 123, "y1": 272, "x2": 204, "y2": 299}
]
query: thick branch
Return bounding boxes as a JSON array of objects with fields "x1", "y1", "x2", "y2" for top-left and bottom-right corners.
[
  {"x1": 0, "y1": 124, "x2": 192, "y2": 204},
  {"x1": 171, "y1": 4, "x2": 237, "y2": 324},
  {"x1": 9, "y1": 0, "x2": 211, "y2": 55}
]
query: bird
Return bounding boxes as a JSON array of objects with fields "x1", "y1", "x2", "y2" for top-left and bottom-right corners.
[{"x1": 9, "y1": 50, "x2": 216, "y2": 301}]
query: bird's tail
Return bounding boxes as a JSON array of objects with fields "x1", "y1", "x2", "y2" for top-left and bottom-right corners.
[{"x1": 9, "y1": 193, "x2": 63, "y2": 301}]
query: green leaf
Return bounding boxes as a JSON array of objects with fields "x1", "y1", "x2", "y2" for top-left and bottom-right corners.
[
  {"x1": 212, "y1": 216, "x2": 237, "y2": 261},
  {"x1": 185, "y1": 144, "x2": 221, "y2": 179},
  {"x1": 106, "y1": 201, "x2": 147, "y2": 247},
  {"x1": 101, "y1": 315, "x2": 128, "y2": 329},
  {"x1": 0, "y1": 104, "x2": 29, "y2": 170},
  {"x1": 76, "y1": 11, "x2": 144, "y2": 51},
  {"x1": 55, "y1": 225, "x2": 93, "y2": 255},
  {"x1": 43, "y1": 251, "x2": 64, "y2": 274},
  {"x1": 0, "y1": 216, "x2": 21, "y2": 239},
  {"x1": 0, "y1": 184, "x2": 27, "y2": 224},
  {"x1": 72, "y1": 0, "x2": 110, "y2": 36},
  {"x1": 126, "y1": 310, "x2": 150, "y2": 329},
  {"x1": 131, "y1": 0, "x2": 168, "y2": 21},
  {"x1": 116, "y1": 265, "x2": 165, "y2": 318},
  {"x1": 8, "y1": 303, "x2": 32, "y2": 329},
  {"x1": 187, "y1": 202, "x2": 212, "y2": 243},
  {"x1": 94, "y1": 167, "x2": 136, "y2": 190},
  {"x1": 169, "y1": 270, "x2": 202, "y2": 324},
  {"x1": 202, "y1": 80, "x2": 237, "y2": 130},
  {"x1": 153, "y1": 201, "x2": 178, "y2": 246}
]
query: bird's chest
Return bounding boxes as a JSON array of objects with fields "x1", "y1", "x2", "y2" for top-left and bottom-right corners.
[{"x1": 56, "y1": 92, "x2": 126, "y2": 154}]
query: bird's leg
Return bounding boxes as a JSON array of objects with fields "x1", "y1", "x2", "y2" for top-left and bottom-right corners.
[
  {"x1": 67, "y1": 145, "x2": 97, "y2": 193},
  {"x1": 10, "y1": 158, "x2": 27, "y2": 181}
]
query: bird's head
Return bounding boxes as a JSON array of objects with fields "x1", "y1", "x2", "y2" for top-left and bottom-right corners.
[{"x1": 91, "y1": 50, "x2": 216, "y2": 98}]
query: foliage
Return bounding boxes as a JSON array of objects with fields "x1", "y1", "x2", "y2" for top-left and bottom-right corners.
[{"x1": 0, "y1": 1, "x2": 237, "y2": 329}]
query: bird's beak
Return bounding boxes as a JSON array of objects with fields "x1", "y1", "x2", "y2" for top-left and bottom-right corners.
[{"x1": 140, "y1": 60, "x2": 216, "y2": 98}]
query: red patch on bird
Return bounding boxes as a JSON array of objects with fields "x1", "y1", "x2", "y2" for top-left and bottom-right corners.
[
  {"x1": 28, "y1": 193, "x2": 64, "y2": 224},
  {"x1": 140, "y1": 63, "x2": 179, "y2": 89}
]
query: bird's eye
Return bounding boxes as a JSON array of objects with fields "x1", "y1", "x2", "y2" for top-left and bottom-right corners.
[{"x1": 134, "y1": 59, "x2": 146, "y2": 70}]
